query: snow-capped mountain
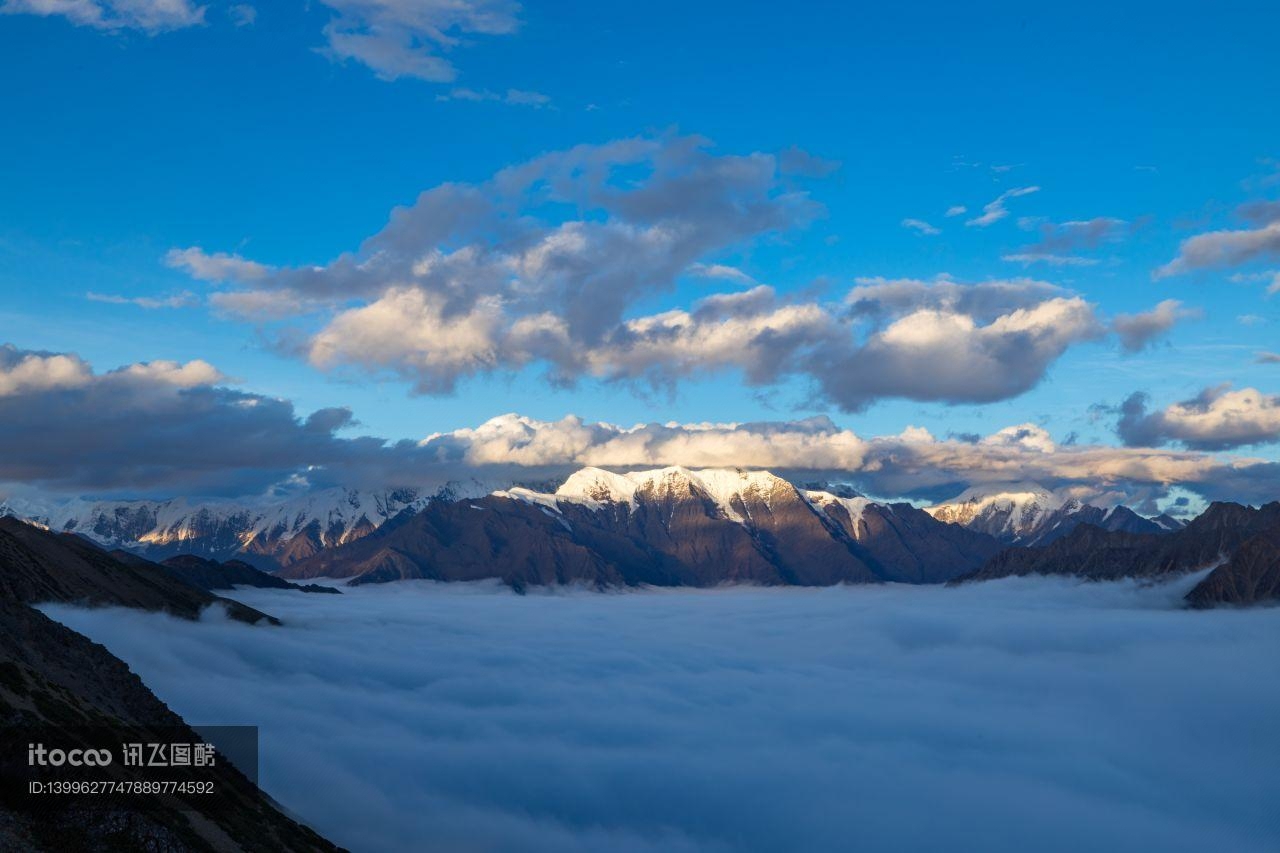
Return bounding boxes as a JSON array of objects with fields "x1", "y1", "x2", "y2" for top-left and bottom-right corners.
[
  {"x1": 925, "y1": 483, "x2": 1184, "y2": 546},
  {"x1": 286, "y1": 466, "x2": 1004, "y2": 587},
  {"x1": 0, "y1": 481, "x2": 499, "y2": 569}
]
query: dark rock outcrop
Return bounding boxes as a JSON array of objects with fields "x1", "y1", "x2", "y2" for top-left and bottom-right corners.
[
  {"x1": 1186, "y1": 527, "x2": 1280, "y2": 608},
  {"x1": 957, "y1": 501, "x2": 1280, "y2": 608},
  {"x1": 0, "y1": 517, "x2": 277, "y2": 625},
  {"x1": 158, "y1": 554, "x2": 340, "y2": 594}
]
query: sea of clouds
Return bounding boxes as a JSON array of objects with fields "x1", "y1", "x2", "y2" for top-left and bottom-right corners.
[{"x1": 43, "y1": 576, "x2": 1280, "y2": 853}]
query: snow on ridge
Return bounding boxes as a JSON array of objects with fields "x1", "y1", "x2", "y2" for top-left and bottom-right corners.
[
  {"x1": 924, "y1": 482, "x2": 1065, "y2": 534},
  {"x1": 496, "y1": 466, "x2": 797, "y2": 525},
  {"x1": 802, "y1": 490, "x2": 875, "y2": 536}
]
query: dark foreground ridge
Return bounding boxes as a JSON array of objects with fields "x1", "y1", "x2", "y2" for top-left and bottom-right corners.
[
  {"x1": 0, "y1": 518, "x2": 344, "y2": 851},
  {"x1": 0, "y1": 517, "x2": 277, "y2": 625},
  {"x1": 155, "y1": 554, "x2": 341, "y2": 596},
  {"x1": 957, "y1": 501, "x2": 1280, "y2": 607}
]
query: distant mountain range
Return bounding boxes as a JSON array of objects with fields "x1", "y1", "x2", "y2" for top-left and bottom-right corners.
[
  {"x1": 0, "y1": 483, "x2": 497, "y2": 569},
  {"x1": 925, "y1": 483, "x2": 1185, "y2": 546},
  {"x1": 5, "y1": 469, "x2": 1275, "y2": 607},
  {"x1": 957, "y1": 501, "x2": 1280, "y2": 607}
]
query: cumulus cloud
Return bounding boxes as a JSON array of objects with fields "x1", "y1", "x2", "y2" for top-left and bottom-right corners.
[
  {"x1": 1112, "y1": 299, "x2": 1202, "y2": 352},
  {"x1": 0, "y1": 344, "x2": 405, "y2": 495},
  {"x1": 1154, "y1": 220, "x2": 1280, "y2": 279},
  {"x1": 169, "y1": 135, "x2": 857, "y2": 396},
  {"x1": 965, "y1": 186, "x2": 1040, "y2": 228},
  {"x1": 316, "y1": 0, "x2": 521, "y2": 82},
  {"x1": 1117, "y1": 385, "x2": 1280, "y2": 451},
  {"x1": 166, "y1": 170, "x2": 1178, "y2": 409},
  {"x1": 0, "y1": 345, "x2": 93, "y2": 396},
  {"x1": 43, "y1": 578, "x2": 1280, "y2": 853},
  {"x1": 901, "y1": 218, "x2": 940, "y2": 236},
  {"x1": 845, "y1": 276, "x2": 1067, "y2": 321},
  {"x1": 1255, "y1": 351, "x2": 1280, "y2": 364},
  {"x1": 814, "y1": 296, "x2": 1103, "y2": 410},
  {"x1": 0, "y1": 0, "x2": 205, "y2": 32}
]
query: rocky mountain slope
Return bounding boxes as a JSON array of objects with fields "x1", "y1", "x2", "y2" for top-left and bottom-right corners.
[
  {"x1": 156, "y1": 555, "x2": 341, "y2": 595},
  {"x1": 0, "y1": 517, "x2": 276, "y2": 625},
  {"x1": 925, "y1": 483, "x2": 1183, "y2": 546},
  {"x1": 1185, "y1": 524, "x2": 1280, "y2": 608},
  {"x1": 957, "y1": 501, "x2": 1280, "y2": 607},
  {"x1": 282, "y1": 467, "x2": 1003, "y2": 588},
  {"x1": 0, "y1": 520, "x2": 342, "y2": 851}
]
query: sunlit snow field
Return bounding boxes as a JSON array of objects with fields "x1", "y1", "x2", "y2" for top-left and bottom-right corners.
[{"x1": 44, "y1": 576, "x2": 1280, "y2": 853}]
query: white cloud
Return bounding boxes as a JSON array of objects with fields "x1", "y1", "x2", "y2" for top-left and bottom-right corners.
[
  {"x1": 0, "y1": 0, "x2": 205, "y2": 32},
  {"x1": 0, "y1": 346, "x2": 91, "y2": 396},
  {"x1": 43, "y1": 577, "x2": 1280, "y2": 853},
  {"x1": 965, "y1": 186, "x2": 1040, "y2": 228},
  {"x1": 421, "y1": 410, "x2": 1273, "y2": 506},
  {"x1": 1112, "y1": 299, "x2": 1202, "y2": 352},
  {"x1": 86, "y1": 290, "x2": 198, "y2": 309},
  {"x1": 4, "y1": 343, "x2": 1277, "y2": 504},
  {"x1": 228, "y1": 3, "x2": 254, "y2": 26},
  {"x1": 1118, "y1": 385, "x2": 1280, "y2": 450},
  {"x1": 1001, "y1": 253, "x2": 1099, "y2": 267},
  {"x1": 819, "y1": 294, "x2": 1104, "y2": 411},
  {"x1": 438, "y1": 87, "x2": 552, "y2": 107},
  {"x1": 316, "y1": 0, "x2": 521, "y2": 83},
  {"x1": 901, "y1": 218, "x2": 940, "y2": 236},
  {"x1": 165, "y1": 247, "x2": 272, "y2": 282},
  {"x1": 944, "y1": 205, "x2": 967, "y2": 217},
  {"x1": 685, "y1": 263, "x2": 756, "y2": 285}
]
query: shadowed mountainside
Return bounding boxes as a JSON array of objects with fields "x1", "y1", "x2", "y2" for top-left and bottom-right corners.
[
  {"x1": 283, "y1": 468, "x2": 1003, "y2": 588},
  {"x1": 957, "y1": 501, "x2": 1280, "y2": 607},
  {"x1": 0, "y1": 517, "x2": 276, "y2": 625},
  {"x1": 0, "y1": 518, "x2": 343, "y2": 851}
]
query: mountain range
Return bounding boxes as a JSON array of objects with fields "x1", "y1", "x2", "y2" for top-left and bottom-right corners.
[
  {"x1": 0, "y1": 484, "x2": 493, "y2": 569},
  {"x1": 924, "y1": 483, "x2": 1185, "y2": 545},
  {"x1": 281, "y1": 467, "x2": 1004, "y2": 587},
  {"x1": 5, "y1": 468, "x2": 1275, "y2": 607}
]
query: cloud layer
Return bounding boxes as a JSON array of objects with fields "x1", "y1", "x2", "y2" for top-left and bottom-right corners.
[
  {"x1": 167, "y1": 135, "x2": 1169, "y2": 411},
  {"x1": 3, "y1": 343, "x2": 1277, "y2": 506},
  {"x1": 43, "y1": 578, "x2": 1280, "y2": 853}
]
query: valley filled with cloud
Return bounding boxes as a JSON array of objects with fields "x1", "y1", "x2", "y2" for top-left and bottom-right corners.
[{"x1": 43, "y1": 578, "x2": 1280, "y2": 853}]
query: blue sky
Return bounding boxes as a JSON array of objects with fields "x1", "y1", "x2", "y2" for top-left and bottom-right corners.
[{"x1": 1, "y1": 1, "x2": 1279, "y2": 504}]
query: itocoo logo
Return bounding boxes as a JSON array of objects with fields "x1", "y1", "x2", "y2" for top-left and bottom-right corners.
[{"x1": 27, "y1": 743, "x2": 113, "y2": 767}]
